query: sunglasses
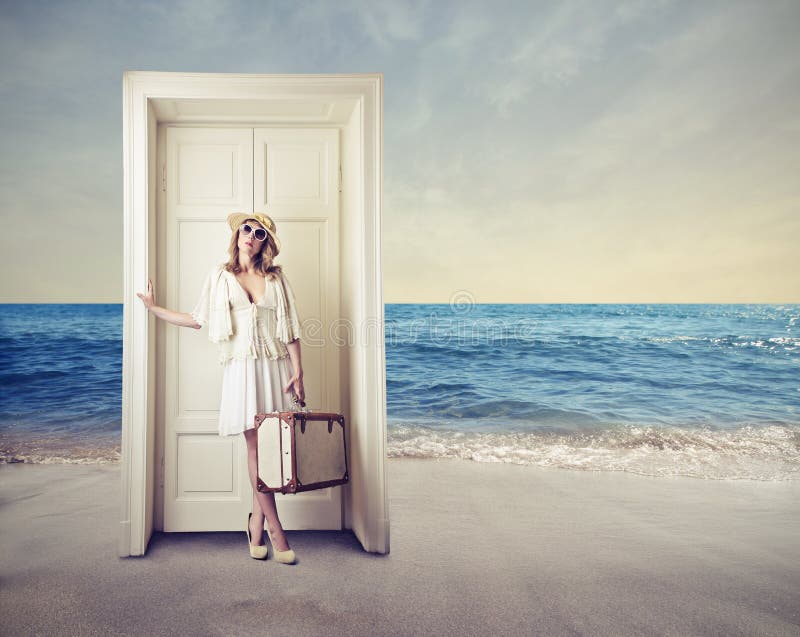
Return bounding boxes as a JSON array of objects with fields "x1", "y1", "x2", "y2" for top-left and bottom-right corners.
[{"x1": 239, "y1": 223, "x2": 268, "y2": 242}]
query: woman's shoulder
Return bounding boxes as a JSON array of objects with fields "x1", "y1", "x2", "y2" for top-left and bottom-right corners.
[
  {"x1": 197, "y1": 263, "x2": 229, "y2": 289},
  {"x1": 211, "y1": 262, "x2": 231, "y2": 278}
]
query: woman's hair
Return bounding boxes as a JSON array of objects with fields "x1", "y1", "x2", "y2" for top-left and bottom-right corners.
[{"x1": 223, "y1": 219, "x2": 283, "y2": 280}]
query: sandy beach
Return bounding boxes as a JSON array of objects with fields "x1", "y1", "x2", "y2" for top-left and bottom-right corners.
[{"x1": 1, "y1": 458, "x2": 798, "y2": 636}]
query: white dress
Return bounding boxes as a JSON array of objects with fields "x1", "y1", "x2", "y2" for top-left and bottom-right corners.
[
  {"x1": 191, "y1": 265, "x2": 302, "y2": 438},
  {"x1": 218, "y1": 352, "x2": 295, "y2": 437}
]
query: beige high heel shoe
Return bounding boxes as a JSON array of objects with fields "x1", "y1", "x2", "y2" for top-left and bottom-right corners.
[
  {"x1": 266, "y1": 527, "x2": 297, "y2": 564},
  {"x1": 246, "y1": 513, "x2": 268, "y2": 560}
]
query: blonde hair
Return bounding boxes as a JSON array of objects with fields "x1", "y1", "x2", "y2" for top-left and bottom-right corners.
[{"x1": 223, "y1": 219, "x2": 283, "y2": 280}]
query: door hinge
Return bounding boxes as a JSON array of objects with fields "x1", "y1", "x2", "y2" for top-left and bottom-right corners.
[
  {"x1": 338, "y1": 163, "x2": 342, "y2": 193},
  {"x1": 161, "y1": 164, "x2": 167, "y2": 192},
  {"x1": 159, "y1": 455, "x2": 165, "y2": 487}
]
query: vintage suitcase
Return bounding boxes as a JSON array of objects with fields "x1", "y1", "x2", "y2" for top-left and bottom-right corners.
[{"x1": 254, "y1": 398, "x2": 348, "y2": 495}]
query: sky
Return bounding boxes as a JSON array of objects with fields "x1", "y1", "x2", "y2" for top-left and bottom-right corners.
[{"x1": 0, "y1": 0, "x2": 798, "y2": 303}]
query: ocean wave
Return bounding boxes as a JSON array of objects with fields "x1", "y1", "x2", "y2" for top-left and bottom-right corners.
[
  {"x1": 0, "y1": 370, "x2": 73, "y2": 385},
  {"x1": 419, "y1": 400, "x2": 601, "y2": 422},
  {"x1": 0, "y1": 434, "x2": 121, "y2": 465},
  {"x1": 0, "y1": 452, "x2": 121, "y2": 465},
  {"x1": 387, "y1": 423, "x2": 800, "y2": 481}
]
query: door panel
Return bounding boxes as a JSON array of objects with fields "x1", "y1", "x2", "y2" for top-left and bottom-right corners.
[
  {"x1": 164, "y1": 127, "x2": 253, "y2": 531},
  {"x1": 254, "y1": 128, "x2": 342, "y2": 528},
  {"x1": 162, "y1": 126, "x2": 343, "y2": 531}
]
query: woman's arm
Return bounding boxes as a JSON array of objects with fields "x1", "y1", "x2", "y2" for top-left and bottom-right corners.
[
  {"x1": 284, "y1": 338, "x2": 305, "y2": 403},
  {"x1": 136, "y1": 279, "x2": 201, "y2": 329}
]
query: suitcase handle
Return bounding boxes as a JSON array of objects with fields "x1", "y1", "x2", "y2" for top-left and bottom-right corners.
[{"x1": 290, "y1": 390, "x2": 311, "y2": 413}]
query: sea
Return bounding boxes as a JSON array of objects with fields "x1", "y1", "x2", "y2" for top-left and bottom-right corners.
[{"x1": 1, "y1": 303, "x2": 798, "y2": 481}]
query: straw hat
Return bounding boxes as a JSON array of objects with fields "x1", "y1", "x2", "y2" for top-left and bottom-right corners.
[{"x1": 226, "y1": 212, "x2": 281, "y2": 255}]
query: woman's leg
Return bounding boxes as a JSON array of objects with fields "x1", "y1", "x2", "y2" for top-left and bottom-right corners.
[
  {"x1": 248, "y1": 487, "x2": 265, "y2": 547},
  {"x1": 243, "y1": 428, "x2": 291, "y2": 551}
]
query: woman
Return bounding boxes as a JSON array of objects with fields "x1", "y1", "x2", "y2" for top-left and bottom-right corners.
[{"x1": 136, "y1": 212, "x2": 304, "y2": 565}]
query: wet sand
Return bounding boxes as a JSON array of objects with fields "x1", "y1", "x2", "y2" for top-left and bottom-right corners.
[{"x1": 1, "y1": 458, "x2": 798, "y2": 636}]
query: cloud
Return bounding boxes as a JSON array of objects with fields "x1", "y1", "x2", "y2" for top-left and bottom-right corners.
[
  {"x1": 462, "y1": 0, "x2": 674, "y2": 118},
  {"x1": 0, "y1": 0, "x2": 798, "y2": 301},
  {"x1": 439, "y1": 8, "x2": 491, "y2": 51},
  {"x1": 349, "y1": 0, "x2": 428, "y2": 49}
]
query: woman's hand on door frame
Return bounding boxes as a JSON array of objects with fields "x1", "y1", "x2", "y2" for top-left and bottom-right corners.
[
  {"x1": 136, "y1": 279, "x2": 156, "y2": 310},
  {"x1": 135, "y1": 279, "x2": 200, "y2": 329}
]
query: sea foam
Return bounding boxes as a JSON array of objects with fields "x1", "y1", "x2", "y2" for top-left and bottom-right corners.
[{"x1": 387, "y1": 422, "x2": 800, "y2": 481}]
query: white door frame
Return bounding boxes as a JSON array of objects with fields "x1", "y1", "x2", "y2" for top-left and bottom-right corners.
[{"x1": 120, "y1": 72, "x2": 388, "y2": 556}]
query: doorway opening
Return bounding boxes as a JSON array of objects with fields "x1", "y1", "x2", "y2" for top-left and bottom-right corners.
[{"x1": 121, "y1": 72, "x2": 388, "y2": 556}]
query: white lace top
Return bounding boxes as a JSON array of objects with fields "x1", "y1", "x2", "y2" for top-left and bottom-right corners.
[{"x1": 191, "y1": 263, "x2": 302, "y2": 365}]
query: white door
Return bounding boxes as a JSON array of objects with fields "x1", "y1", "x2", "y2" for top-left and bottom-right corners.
[
  {"x1": 254, "y1": 127, "x2": 342, "y2": 528},
  {"x1": 162, "y1": 126, "x2": 342, "y2": 531}
]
